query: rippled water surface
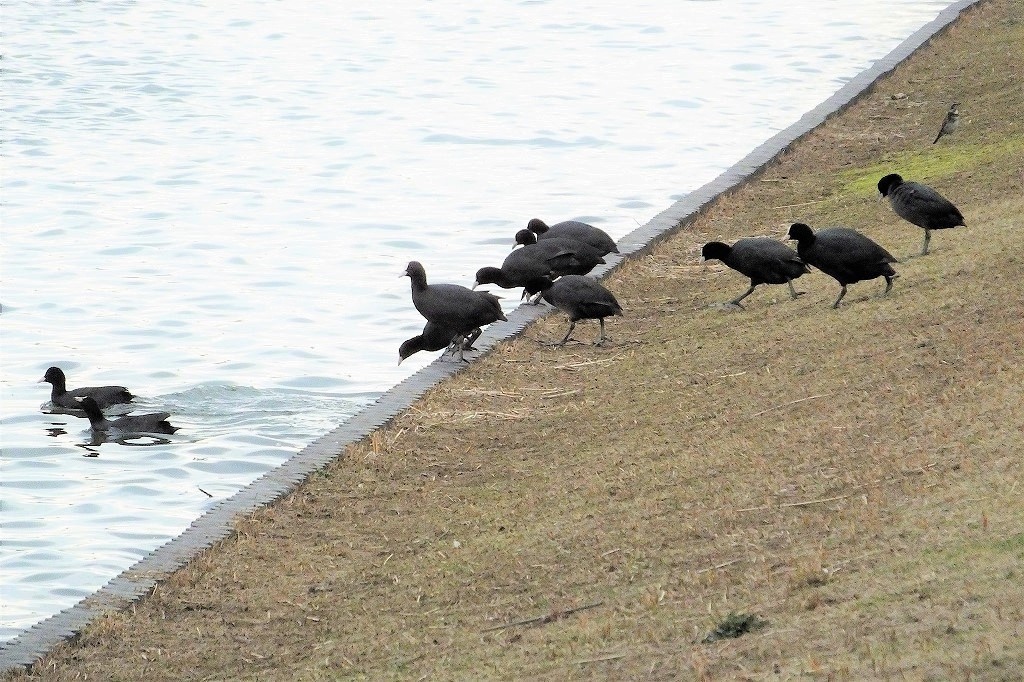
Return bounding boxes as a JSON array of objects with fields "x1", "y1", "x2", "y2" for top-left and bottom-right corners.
[{"x1": 2, "y1": 0, "x2": 951, "y2": 640}]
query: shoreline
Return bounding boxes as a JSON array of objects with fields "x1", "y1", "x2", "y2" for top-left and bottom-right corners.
[{"x1": 7, "y1": 0, "x2": 1024, "y2": 678}]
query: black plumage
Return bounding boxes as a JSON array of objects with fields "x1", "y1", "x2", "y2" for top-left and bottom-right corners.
[
  {"x1": 399, "y1": 321, "x2": 464, "y2": 364},
  {"x1": 787, "y1": 223, "x2": 898, "y2": 308},
  {"x1": 878, "y1": 173, "x2": 965, "y2": 255},
  {"x1": 404, "y1": 261, "x2": 506, "y2": 361},
  {"x1": 527, "y1": 218, "x2": 618, "y2": 256},
  {"x1": 39, "y1": 366, "x2": 134, "y2": 410},
  {"x1": 701, "y1": 238, "x2": 809, "y2": 306},
  {"x1": 473, "y1": 243, "x2": 574, "y2": 298},
  {"x1": 540, "y1": 275, "x2": 623, "y2": 345},
  {"x1": 78, "y1": 396, "x2": 178, "y2": 435},
  {"x1": 514, "y1": 229, "x2": 606, "y2": 276}
]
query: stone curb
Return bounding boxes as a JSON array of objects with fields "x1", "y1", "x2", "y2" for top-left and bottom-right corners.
[{"x1": 0, "y1": 0, "x2": 980, "y2": 672}]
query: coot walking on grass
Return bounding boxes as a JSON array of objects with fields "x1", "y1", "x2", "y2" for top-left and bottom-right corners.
[
  {"x1": 39, "y1": 366, "x2": 134, "y2": 410},
  {"x1": 787, "y1": 223, "x2": 898, "y2": 309},
  {"x1": 540, "y1": 275, "x2": 623, "y2": 345},
  {"x1": 404, "y1": 261, "x2": 506, "y2": 361},
  {"x1": 878, "y1": 173, "x2": 965, "y2": 256},
  {"x1": 527, "y1": 218, "x2": 618, "y2": 256},
  {"x1": 701, "y1": 238, "x2": 809, "y2": 306},
  {"x1": 78, "y1": 396, "x2": 178, "y2": 435}
]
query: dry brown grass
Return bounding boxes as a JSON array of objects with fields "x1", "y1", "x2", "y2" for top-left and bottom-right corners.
[{"x1": 10, "y1": 1, "x2": 1024, "y2": 680}]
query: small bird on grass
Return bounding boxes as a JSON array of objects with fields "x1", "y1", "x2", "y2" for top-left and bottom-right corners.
[
  {"x1": 878, "y1": 173, "x2": 965, "y2": 256},
  {"x1": 933, "y1": 102, "x2": 960, "y2": 144}
]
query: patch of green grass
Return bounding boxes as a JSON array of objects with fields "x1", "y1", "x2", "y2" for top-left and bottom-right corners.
[{"x1": 834, "y1": 134, "x2": 1024, "y2": 197}]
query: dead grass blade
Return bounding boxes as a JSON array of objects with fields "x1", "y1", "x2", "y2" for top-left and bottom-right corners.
[
  {"x1": 749, "y1": 394, "x2": 829, "y2": 418},
  {"x1": 482, "y1": 601, "x2": 604, "y2": 632}
]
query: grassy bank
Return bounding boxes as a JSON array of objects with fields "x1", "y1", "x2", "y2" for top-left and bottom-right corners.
[{"x1": 10, "y1": 0, "x2": 1023, "y2": 679}]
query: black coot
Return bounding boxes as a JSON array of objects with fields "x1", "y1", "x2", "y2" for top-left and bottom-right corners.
[
  {"x1": 540, "y1": 275, "x2": 623, "y2": 345},
  {"x1": 787, "y1": 223, "x2": 898, "y2": 308},
  {"x1": 78, "y1": 396, "x2": 178, "y2": 435},
  {"x1": 39, "y1": 366, "x2": 134, "y2": 410},
  {"x1": 878, "y1": 173, "x2": 965, "y2": 255},
  {"x1": 473, "y1": 243, "x2": 575, "y2": 299},
  {"x1": 404, "y1": 261, "x2": 506, "y2": 361},
  {"x1": 527, "y1": 218, "x2": 618, "y2": 256},
  {"x1": 514, "y1": 229, "x2": 606, "y2": 276},
  {"x1": 399, "y1": 321, "x2": 482, "y2": 364},
  {"x1": 701, "y1": 238, "x2": 809, "y2": 306}
]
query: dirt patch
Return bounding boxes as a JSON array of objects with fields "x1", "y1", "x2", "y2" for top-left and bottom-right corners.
[{"x1": 9, "y1": 1, "x2": 1024, "y2": 680}]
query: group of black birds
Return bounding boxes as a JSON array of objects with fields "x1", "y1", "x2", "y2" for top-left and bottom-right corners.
[
  {"x1": 704, "y1": 171, "x2": 965, "y2": 310},
  {"x1": 42, "y1": 107, "x2": 965, "y2": 436},
  {"x1": 400, "y1": 164, "x2": 965, "y2": 365},
  {"x1": 399, "y1": 218, "x2": 624, "y2": 363},
  {"x1": 39, "y1": 366, "x2": 179, "y2": 436}
]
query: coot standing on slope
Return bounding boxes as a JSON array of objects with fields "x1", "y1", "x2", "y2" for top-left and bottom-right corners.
[
  {"x1": 514, "y1": 229, "x2": 606, "y2": 276},
  {"x1": 539, "y1": 275, "x2": 623, "y2": 346},
  {"x1": 473, "y1": 243, "x2": 577, "y2": 301},
  {"x1": 38, "y1": 366, "x2": 134, "y2": 410},
  {"x1": 77, "y1": 396, "x2": 178, "y2": 435},
  {"x1": 404, "y1": 261, "x2": 507, "y2": 362},
  {"x1": 787, "y1": 223, "x2": 898, "y2": 309},
  {"x1": 878, "y1": 173, "x2": 965, "y2": 256},
  {"x1": 527, "y1": 218, "x2": 619, "y2": 257},
  {"x1": 701, "y1": 238, "x2": 809, "y2": 307}
]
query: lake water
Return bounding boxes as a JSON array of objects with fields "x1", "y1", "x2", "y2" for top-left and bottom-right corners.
[{"x1": 1, "y1": 0, "x2": 952, "y2": 641}]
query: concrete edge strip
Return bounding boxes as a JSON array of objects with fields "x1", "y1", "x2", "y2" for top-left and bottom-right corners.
[{"x1": 0, "y1": 0, "x2": 981, "y2": 672}]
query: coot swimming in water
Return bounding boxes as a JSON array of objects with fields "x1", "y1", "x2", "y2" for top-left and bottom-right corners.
[
  {"x1": 77, "y1": 396, "x2": 178, "y2": 435},
  {"x1": 38, "y1": 366, "x2": 134, "y2": 410}
]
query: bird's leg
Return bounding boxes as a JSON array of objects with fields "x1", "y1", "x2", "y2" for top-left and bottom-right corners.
[
  {"x1": 522, "y1": 289, "x2": 543, "y2": 305},
  {"x1": 921, "y1": 229, "x2": 931, "y2": 256},
  {"x1": 556, "y1": 320, "x2": 577, "y2": 346},
  {"x1": 594, "y1": 318, "x2": 609, "y2": 346},
  {"x1": 463, "y1": 327, "x2": 483, "y2": 350},
  {"x1": 457, "y1": 338, "x2": 470, "y2": 363},
  {"x1": 832, "y1": 285, "x2": 848, "y2": 309},
  {"x1": 883, "y1": 275, "x2": 895, "y2": 295},
  {"x1": 729, "y1": 284, "x2": 756, "y2": 307},
  {"x1": 786, "y1": 279, "x2": 804, "y2": 300}
]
